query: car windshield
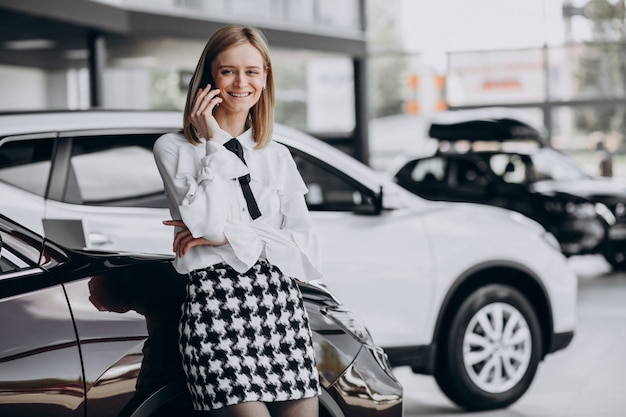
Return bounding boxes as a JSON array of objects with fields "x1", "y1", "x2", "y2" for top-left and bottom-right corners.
[{"x1": 529, "y1": 148, "x2": 590, "y2": 181}]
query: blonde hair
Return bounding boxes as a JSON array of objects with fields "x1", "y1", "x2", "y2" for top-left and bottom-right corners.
[{"x1": 183, "y1": 25, "x2": 275, "y2": 148}]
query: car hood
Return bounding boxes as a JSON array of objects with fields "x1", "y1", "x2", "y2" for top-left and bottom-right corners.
[
  {"x1": 385, "y1": 182, "x2": 548, "y2": 237},
  {"x1": 532, "y1": 178, "x2": 626, "y2": 202},
  {"x1": 443, "y1": 200, "x2": 546, "y2": 234},
  {"x1": 381, "y1": 179, "x2": 546, "y2": 235}
]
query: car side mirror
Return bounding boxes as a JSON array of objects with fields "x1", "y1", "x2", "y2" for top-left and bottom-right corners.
[{"x1": 353, "y1": 187, "x2": 383, "y2": 215}]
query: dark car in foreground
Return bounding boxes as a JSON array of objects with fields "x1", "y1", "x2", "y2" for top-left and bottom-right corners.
[
  {"x1": 390, "y1": 108, "x2": 626, "y2": 267},
  {"x1": 0, "y1": 214, "x2": 402, "y2": 417}
]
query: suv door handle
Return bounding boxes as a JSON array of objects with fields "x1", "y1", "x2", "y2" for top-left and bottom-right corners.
[{"x1": 88, "y1": 232, "x2": 114, "y2": 246}]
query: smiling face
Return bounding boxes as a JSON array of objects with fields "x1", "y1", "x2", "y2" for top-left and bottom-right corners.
[{"x1": 211, "y1": 42, "x2": 267, "y2": 116}]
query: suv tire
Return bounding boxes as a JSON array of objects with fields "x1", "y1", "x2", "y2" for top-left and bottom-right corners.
[{"x1": 435, "y1": 284, "x2": 542, "y2": 410}]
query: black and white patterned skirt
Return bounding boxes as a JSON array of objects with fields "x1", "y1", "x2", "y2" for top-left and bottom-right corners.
[{"x1": 178, "y1": 259, "x2": 321, "y2": 411}]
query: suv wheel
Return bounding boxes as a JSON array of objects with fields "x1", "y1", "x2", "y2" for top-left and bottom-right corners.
[{"x1": 435, "y1": 284, "x2": 542, "y2": 410}]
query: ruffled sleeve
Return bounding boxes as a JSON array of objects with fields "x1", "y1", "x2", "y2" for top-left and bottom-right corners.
[
  {"x1": 154, "y1": 134, "x2": 248, "y2": 241},
  {"x1": 251, "y1": 148, "x2": 323, "y2": 281},
  {"x1": 219, "y1": 223, "x2": 264, "y2": 272},
  {"x1": 179, "y1": 142, "x2": 249, "y2": 241}
]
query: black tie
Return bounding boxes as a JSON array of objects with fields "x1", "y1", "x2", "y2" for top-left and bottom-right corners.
[{"x1": 224, "y1": 138, "x2": 262, "y2": 220}]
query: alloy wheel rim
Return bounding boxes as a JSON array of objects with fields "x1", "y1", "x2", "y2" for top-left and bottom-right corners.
[{"x1": 462, "y1": 302, "x2": 532, "y2": 393}]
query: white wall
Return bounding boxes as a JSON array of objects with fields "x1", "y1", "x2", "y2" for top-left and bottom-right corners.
[
  {"x1": 103, "y1": 68, "x2": 152, "y2": 109},
  {"x1": 0, "y1": 65, "x2": 49, "y2": 110},
  {"x1": 0, "y1": 64, "x2": 153, "y2": 111}
]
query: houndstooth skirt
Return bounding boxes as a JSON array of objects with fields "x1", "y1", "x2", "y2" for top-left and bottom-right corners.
[{"x1": 178, "y1": 259, "x2": 321, "y2": 411}]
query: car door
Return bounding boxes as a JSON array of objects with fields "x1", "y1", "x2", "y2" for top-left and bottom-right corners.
[
  {"x1": 0, "y1": 134, "x2": 56, "y2": 236},
  {"x1": 290, "y1": 148, "x2": 434, "y2": 347},
  {"x1": 0, "y1": 221, "x2": 85, "y2": 416},
  {"x1": 42, "y1": 131, "x2": 172, "y2": 254}
]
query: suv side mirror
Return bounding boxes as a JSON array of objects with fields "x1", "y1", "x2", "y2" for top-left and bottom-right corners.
[{"x1": 353, "y1": 186, "x2": 383, "y2": 215}]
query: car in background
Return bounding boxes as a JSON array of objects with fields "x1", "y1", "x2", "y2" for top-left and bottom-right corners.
[
  {"x1": 390, "y1": 107, "x2": 626, "y2": 268},
  {"x1": 0, "y1": 213, "x2": 402, "y2": 417},
  {"x1": 0, "y1": 110, "x2": 577, "y2": 410}
]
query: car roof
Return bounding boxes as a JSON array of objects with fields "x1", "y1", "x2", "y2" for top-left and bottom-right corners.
[
  {"x1": 0, "y1": 109, "x2": 386, "y2": 194},
  {"x1": 0, "y1": 110, "x2": 184, "y2": 136},
  {"x1": 427, "y1": 107, "x2": 548, "y2": 146}
]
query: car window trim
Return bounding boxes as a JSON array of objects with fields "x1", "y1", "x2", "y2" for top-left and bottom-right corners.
[
  {"x1": 0, "y1": 132, "x2": 58, "y2": 148},
  {"x1": 49, "y1": 128, "x2": 171, "y2": 205},
  {"x1": 47, "y1": 136, "x2": 71, "y2": 202},
  {"x1": 285, "y1": 145, "x2": 379, "y2": 212},
  {"x1": 1, "y1": 246, "x2": 30, "y2": 269},
  {"x1": 0, "y1": 132, "x2": 59, "y2": 199},
  {"x1": 0, "y1": 267, "x2": 45, "y2": 281}
]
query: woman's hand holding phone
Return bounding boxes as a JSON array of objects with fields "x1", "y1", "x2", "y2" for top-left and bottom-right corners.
[{"x1": 190, "y1": 84, "x2": 223, "y2": 142}]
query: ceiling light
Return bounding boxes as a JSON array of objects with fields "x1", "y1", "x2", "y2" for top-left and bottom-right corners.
[
  {"x1": 64, "y1": 49, "x2": 90, "y2": 60},
  {"x1": 3, "y1": 39, "x2": 57, "y2": 50}
]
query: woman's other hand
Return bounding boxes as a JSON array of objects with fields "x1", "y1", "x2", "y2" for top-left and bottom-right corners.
[
  {"x1": 189, "y1": 85, "x2": 223, "y2": 141},
  {"x1": 163, "y1": 219, "x2": 228, "y2": 257}
]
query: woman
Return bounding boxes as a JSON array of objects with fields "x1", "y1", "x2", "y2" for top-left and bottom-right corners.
[{"x1": 153, "y1": 25, "x2": 322, "y2": 417}]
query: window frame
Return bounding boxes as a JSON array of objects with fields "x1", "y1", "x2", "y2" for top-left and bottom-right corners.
[
  {"x1": 49, "y1": 129, "x2": 170, "y2": 207},
  {"x1": 0, "y1": 133, "x2": 58, "y2": 199},
  {"x1": 286, "y1": 145, "x2": 381, "y2": 214}
]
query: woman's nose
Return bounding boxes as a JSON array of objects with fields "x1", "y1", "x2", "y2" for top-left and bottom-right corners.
[{"x1": 234, "y1": 73, "x2": 247, "y2": 87}]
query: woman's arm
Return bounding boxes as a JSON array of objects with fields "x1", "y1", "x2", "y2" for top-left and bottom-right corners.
[
  {"x1": 162, "y1": 219, "x2": 228, "y2": 257},
  {"x1": 153, "y1": 134, "x2": 247, "y2": 243}
]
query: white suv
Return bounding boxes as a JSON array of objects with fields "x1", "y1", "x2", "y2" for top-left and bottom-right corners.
[{"x1": 0, "y1": 111, "x2": 577, "y2": 411}]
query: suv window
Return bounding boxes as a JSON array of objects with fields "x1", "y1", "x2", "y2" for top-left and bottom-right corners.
[
  {"x1": 69, "y1": 134, "x2": 167, "y2": 208},
  {"x1": 410, "y1": 157, "x2": 446, "y2": 183},
  {"x1": 0, "y1": 138, "x2": 55, "y2": 197},
  {"x1": 489, "y1": 154, "x2": 527, "y2": 184},
  {"x1": 291, "y1": 151, "x2": 375, "y2": 212}
]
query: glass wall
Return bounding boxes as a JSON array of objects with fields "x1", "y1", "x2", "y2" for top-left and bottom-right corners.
[
  {"x1": 447, "y1": 48, "x2": 546, "y2": 107},
  {"x1": 443, "y1": 42, "x2": 626, "y2": 177},
  {"x1": 98, "y1": 38, "x2": 356, "y2": 135}
]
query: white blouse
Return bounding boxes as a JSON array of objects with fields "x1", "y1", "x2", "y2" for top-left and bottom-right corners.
[{"x1": 153, "y1": 128, "x2": 323, "y2": 281}]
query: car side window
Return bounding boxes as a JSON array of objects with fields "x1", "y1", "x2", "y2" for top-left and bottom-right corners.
[
  {"x1": 489, "y1": 154, "x2": 526, "y2": 184},
  {"x1": 410, "y1": 158, "x2": 446, "y2": 183},
  {"x1": 0, "y1": 137, "x2": 55, "y2": 197},
  {"x1": 68, "y1": 134, "x2": 167, "y2": 208},
  {"x1": 0, "y1": 245, "x2": 30, "y2": 274},
  {"x1": 0, "y1": 232, "x2": 34, "y2": 274},
  {"x1": 290, "y1": 150, "x2": 376, "y2": 212}
]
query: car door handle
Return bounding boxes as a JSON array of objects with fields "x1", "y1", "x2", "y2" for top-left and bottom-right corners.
[{"x1": 88, "y1": 232, "x2": 114, "y2": 246}]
